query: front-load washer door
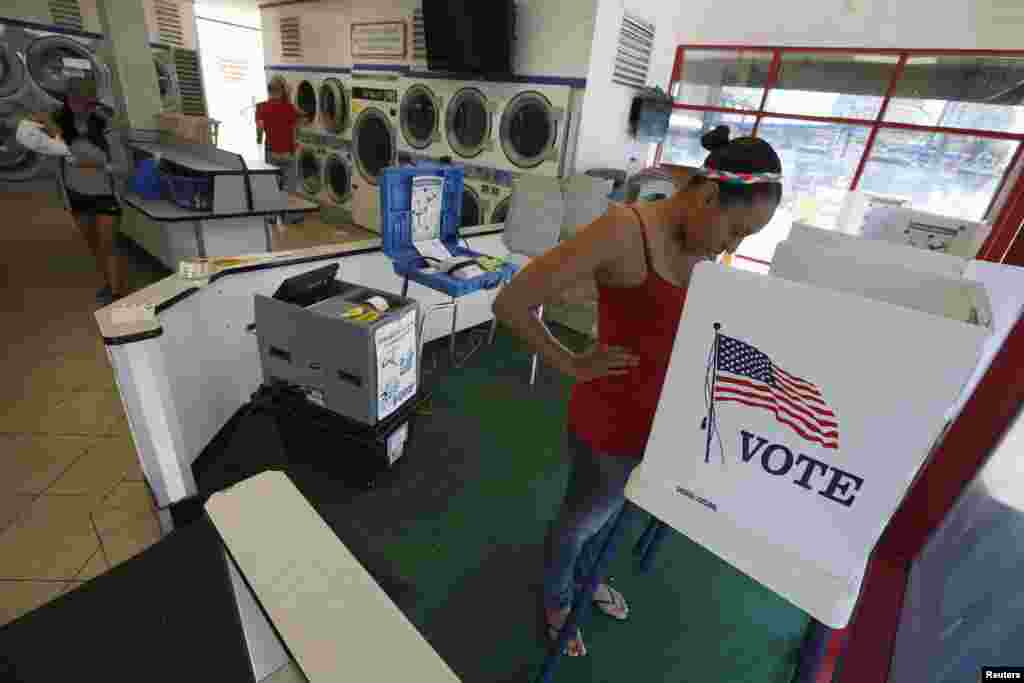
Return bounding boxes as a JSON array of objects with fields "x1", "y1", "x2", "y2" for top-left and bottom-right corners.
[
  {"x1": 446, "y1": 87, "x2": 492, "y2": 159},
  {"x1": 353, "y1": 107, "x2": 395, "y2": 185},
  {"x1": 319, "y1": 78, "x2": 349, "y2": 135},
  {"x1": 295, "y1": 79, "x2": 317, "y2": 121},
  {"x1": 461, "y1": 184, "x2": 482, "y2": 228},
  {"x1": 25, "y1": 35, "x2": 109, "y2": 108},
  {"x1": 325, "y1": 152, "x2": 352, "y2": 204},
  {"x1": 299, "y1": 148, "x2": 322, "y2": 195},
  {"x1": 491, "y1": 195, "x2": 511, "y2": 224},
  {"x1": 400, "y1": 83, "x2": 440, "y2": 150},
  {"x1": 0, "y1": 43, "x2": 28, "y2": 104},
  {"x1": 500, "y1": 91, "x2": 563, "y2": 170}
]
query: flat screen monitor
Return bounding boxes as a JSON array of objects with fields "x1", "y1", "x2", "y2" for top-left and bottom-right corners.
[{"x1": 423, "y1": 0, "x2": 514, "y2": 78}]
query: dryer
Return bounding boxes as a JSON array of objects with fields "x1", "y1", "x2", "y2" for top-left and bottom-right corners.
[
  {"x1": 350, "y1": 77, "x2": 400, "y2": 233},
  {"x1": 318, "y1": 133, "x2": 354, "y2": 224},
  {"x1": 317, "y1": 73, "x2": 351, "y2": 140},
  {"x1": 487, "y1": 81, "x2": 571, "y2": 178},
  {"x1": 295, "y1": 129, "x2": 323, "y2": 202},
  {"x1": 397, "y1": 75, "x2": 448, "y2": 159}
]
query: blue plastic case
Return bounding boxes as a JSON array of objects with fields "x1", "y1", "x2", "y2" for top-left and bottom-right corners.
[{"x1": 380, "y1": 164, "x2": 517, "y2": 297}]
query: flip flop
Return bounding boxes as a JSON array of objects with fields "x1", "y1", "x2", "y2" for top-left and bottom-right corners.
[
  {"x1": 546, "y1": 621, "x2": 587, "y2": 657},
  {"x1": 588, "y1": 582, "x2": 629, "y2": 621}
]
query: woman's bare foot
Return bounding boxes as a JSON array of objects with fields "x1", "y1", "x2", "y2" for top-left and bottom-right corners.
[{"x1": 545, "y1": 607, "x2": 586, "y2": 657}]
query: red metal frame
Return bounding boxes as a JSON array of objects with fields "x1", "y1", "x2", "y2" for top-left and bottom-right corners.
[
  {"x1": 661, "y1": 44, "x2": 1024, "y2": 682},
  {"x1": 850, "y1": 55, "x2": 907, "y2": 190},
  {"x1": 664, "y1": 45, "x2": 1024, "y2": 265}
]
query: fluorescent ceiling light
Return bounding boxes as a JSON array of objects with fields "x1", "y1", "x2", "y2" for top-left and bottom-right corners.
[{"x1": 852, "y1": 55, "x2": 937, "y2": 65}]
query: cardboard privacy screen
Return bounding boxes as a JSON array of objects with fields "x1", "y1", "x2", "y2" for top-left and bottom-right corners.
[{"x1": 625, "y1": 263, "x2": 989, "y2": 628}]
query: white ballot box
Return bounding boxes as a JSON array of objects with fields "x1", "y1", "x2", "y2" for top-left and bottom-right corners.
[
  {"x1": 771, "y1": 240, "x2": 993, "y2": 327},
  {"x1": 787, "y1": 222, "x2": 968, "y2": 279},
  {"x1": 625, "y1": 263, "x2": 991, "y2": 628}
]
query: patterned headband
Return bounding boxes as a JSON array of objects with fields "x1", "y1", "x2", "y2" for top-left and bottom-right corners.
[{"x1": 699, "y1": 168, "x2": 783, "y2": 185}]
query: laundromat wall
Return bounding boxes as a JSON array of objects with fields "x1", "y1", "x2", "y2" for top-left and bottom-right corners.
[
  {"x1": 262, "y1": 0, "x2": 599, "y2": 78},
  {"x1": 1, "y1": 0, "x2": 103, "y2": 35}
]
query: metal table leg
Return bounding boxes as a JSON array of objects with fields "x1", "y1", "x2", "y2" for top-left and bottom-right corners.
[
  {"x1": 263, "y1": 217, "x2": 274, "y2": 253},
  {"x1": 536, "y1": 503, "x2": 631, "y2": 683},
  {"x1": 193, "y1": 220, "x2": 207, "y2": 258}
]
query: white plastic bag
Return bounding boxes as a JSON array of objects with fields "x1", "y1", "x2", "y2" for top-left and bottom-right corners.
[{"x1": 15, "y1": 119, "x2": 72, "y2": 157}]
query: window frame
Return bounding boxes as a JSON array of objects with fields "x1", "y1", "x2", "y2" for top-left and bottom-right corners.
[{"x1": 656, "y1": 45, "x2": 1024, "y2": 263}]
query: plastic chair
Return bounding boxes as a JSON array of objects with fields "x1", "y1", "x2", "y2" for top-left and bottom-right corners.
[
  {"x1": 497, "y1": 175, "x2": 565, "y2": 385},
  {"x1": 561, "y1": 174, "x2": 612, "y2": 240}
]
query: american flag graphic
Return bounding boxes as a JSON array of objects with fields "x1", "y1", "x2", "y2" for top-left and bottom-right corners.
[{"x1": 712, "y1": 335, "x2": 839, "y2": 450}]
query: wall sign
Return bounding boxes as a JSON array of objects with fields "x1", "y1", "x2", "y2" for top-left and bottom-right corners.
[{"x1": 351, "y1": 21, "x2": 406, "y2": 59}]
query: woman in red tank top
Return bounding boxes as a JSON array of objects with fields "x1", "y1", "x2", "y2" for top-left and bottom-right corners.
[{"x1": 493, "y1": 126, "x2": 784, "y2": 656}]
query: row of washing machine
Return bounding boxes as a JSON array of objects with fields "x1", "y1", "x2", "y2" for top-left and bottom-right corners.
[
  {"x1": 0, "y1": 20, "x2": 115, "y2": 182},
  {"x1": 291, "y1": 132, "x2": 517, "y2": 233},
  {"x1": 267, "y1": 68, "x2": 572, "y2": 233}
]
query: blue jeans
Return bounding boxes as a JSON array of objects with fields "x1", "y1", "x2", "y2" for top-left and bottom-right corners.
[
  {"x1": 542, "y1": 431, "x2": 639, "y2": 611},
  {"x1": 268, "y1": 153, "x2": 304, "y2": 223}
]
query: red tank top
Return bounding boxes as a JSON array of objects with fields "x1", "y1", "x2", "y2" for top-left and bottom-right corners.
[{"x1": 567, "y1": 206, "x2": 688, "y2": 457}]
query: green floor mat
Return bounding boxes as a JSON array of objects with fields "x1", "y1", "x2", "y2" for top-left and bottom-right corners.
[
  {"x1": 194, "y1": 322, "x2": 811, "y2": 683},
  {"x1": 390, "y1": 327, "x2": 810, "y2": 682}
]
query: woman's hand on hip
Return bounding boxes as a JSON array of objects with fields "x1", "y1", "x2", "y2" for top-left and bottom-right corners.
[{"x1": 572, "y1": 344, "x2": 640, "y2": 383}]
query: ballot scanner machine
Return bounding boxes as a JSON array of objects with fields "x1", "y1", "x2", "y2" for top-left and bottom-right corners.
[{"x1": 252, "y1": 264, "x2": 421, "y2": 477}]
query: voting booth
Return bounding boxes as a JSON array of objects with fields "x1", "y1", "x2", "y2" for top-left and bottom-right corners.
[{"x1": 625, "y1": 238, "x2": 994, "y2": 628}]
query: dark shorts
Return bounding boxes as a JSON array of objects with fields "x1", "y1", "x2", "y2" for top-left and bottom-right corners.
[{"x1": 67, "y1": 188, "x2": 122, "y2": 216}]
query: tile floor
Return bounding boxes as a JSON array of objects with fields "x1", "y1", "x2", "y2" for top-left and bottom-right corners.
[{"x1": 0, "y1": 191, "x2": 374, "y2": 629}]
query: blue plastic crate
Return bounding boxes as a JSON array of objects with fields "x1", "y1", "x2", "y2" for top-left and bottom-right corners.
[
  {"x1": 380, "y1": 163, "x2": 517, "y2": 297},
  {"x1": 130, "y1": 158, "x2": 162, "y2": 200}
]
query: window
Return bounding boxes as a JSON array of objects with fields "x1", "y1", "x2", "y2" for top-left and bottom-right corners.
[{"x1": 660, "y1": 47, "x2": 1024, "y2": 265}]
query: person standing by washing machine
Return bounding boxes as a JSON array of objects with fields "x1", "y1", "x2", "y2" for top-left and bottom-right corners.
[
  {"x1": 257, "y1": 75, "x2": 309, "y2": 225},
  {"x1": 493, "y1": 126, "x2": 784, "y2": 657},
  {"x1": 51, "y1": 77, "x2": 133, "y2": 306}
]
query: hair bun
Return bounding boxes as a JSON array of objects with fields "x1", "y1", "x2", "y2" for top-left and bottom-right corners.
[{"x1": 700, "y1": 125, "x2": 730, "y2": 152}]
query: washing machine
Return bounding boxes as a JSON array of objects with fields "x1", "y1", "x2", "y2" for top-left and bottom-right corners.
[
  {"x1": 484, "y1": 169, "x2": 515, "y2": 225},
  {"x1": 397, "y1": 75, "x2": 448, "y2": 159},
  {"x1": 486, "y1": 81, "x2": 571, "y2": 177},
  {"x1": 318, "y1": 133, "x2": 354, "y2": 224},
  {"x1": 0, "y1": 24, "x2": 31, "y2": 108},
  {"x1": 152, "y1": 45, "x2": 180, "y2": 113},
  {"x1": 21, "y1": 26, "x2": 112, "y2": 111},
  {"x1": 318, "y1": 73, "x2": 351, "y2": 140},
  {"x1": 0, "y1": 21, "x2": 111, "y2": 183},
  {"x1": 459, "y1": 163, "x2": 516, "y2": 229},
  {"x1": 350, "y1": 77, "x2": 399, "y2": 233},
  {"x1": 295, "y1": 129, "x2": 323, "y2": 202},
  {"x1": 444, "y1": 82, "x2": 498, "y2": 166}
]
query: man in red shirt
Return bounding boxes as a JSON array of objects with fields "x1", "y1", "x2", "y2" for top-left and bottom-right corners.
[{"x1": 256, "y1": 76, "x2": 309, "y2": 224}]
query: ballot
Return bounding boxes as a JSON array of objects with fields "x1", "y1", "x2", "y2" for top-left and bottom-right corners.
[{"x1": 626, "y1": 262, "x2": 991, "y2": 628}]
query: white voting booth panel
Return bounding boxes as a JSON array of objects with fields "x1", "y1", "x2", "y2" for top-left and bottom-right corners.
[
  {"x1": 771, "y1": 240, "x2": 993, "y2": 328},
  {"x1": 206, "y1": 471, "x2": 461, "y2": 682},
  {"x1": 946, "y1": 260, "x2": 1024, "y2": 423},
  {"x1": 787, "y1": 222, "x2": 968, "y2": 279},
  {"x1": 625, "y1": 263, "x2": 989, "y2": 628},
  {"x1": 107, "y1": 236, "x2": 509, "y2": 511}
]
